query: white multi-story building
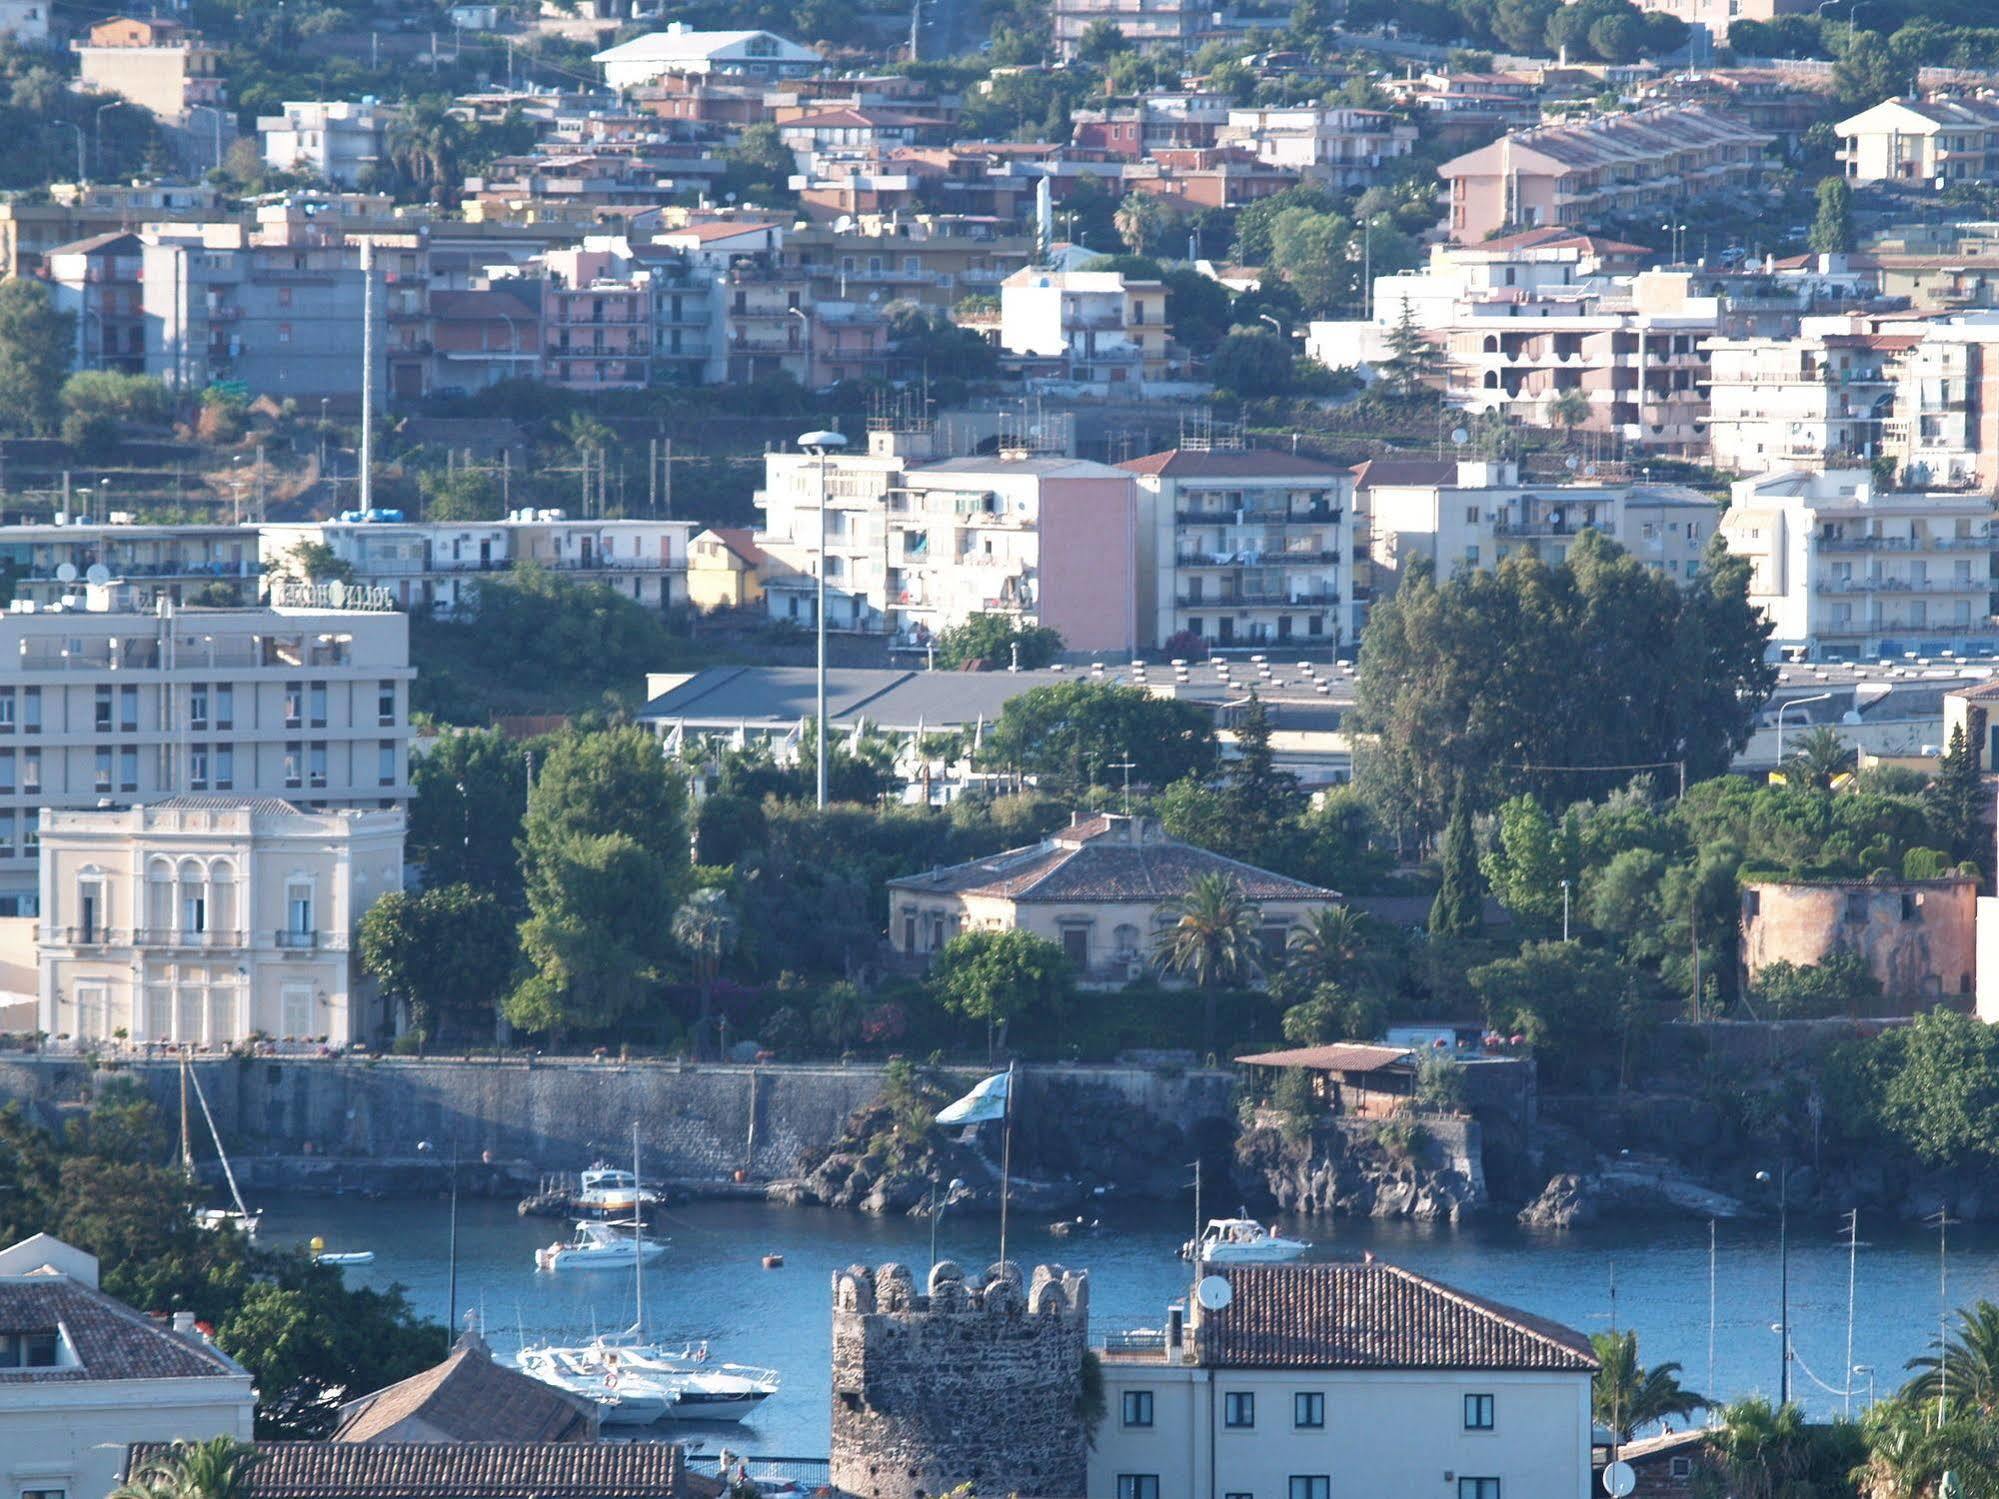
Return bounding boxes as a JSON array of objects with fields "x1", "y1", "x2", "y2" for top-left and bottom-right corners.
[
  {"x1": 1836, "y1": 95, "x2": 1999, "y2": 189},
  {"x1": 998, "y1": 270, "x2": 1173, "y2": 389},
  {"x1": 0, "y1": 592, "x2": 412, "y2": 915},
  {"x1": 0, "y1": 1233, "x2": 255, "y2": 1499},
  {"x1": 1091, "y1": 1262, "x2": 1597, "y2": 1499},
  {"x1": 1881, "y1": 314, "x2": 1999, "y2": 492},
  {"x1": 1361, "y1": 460, "x2": 1721, "y2": 594},
  {"x1": 37, "y1": 797, "x2": 404, "y2": 1048},
  {"x1": 1119, "y1": 447, "x2": 1356, "y2": 651},
  {"x1": 257, "y1": 100, "x2": 399, "y2": 188},
  {"x1": 0, "y1": 521, "x2": 263, "y2": 607},
  {"x1": 1719, "y1": 467, "x2": 1999, "y2": 660},
  {"x1": 1218, "y1": 106, "x2": 1419, "y2": 188},
  {"x1": 1705, "y1": 321, "x2": 1901, "y2": 475},
  {"x1": 259, "y1": 514, "x2": 695, "y2": 615},
  {"x1": 754, "y1": 425, "x2": 1140, "y2": 653}
]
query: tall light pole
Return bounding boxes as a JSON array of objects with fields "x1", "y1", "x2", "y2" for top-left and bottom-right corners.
[
  {"x1": 1560, "y1": 878, "x2": 1571, "y2": 941},
  {"x1": 1756, "y1": 1164, "x2": 1791, "y2": 1405},
  {"x1": 1773, "y1": 691, "x2": 1832, "y2": 767},
  {"x1": 796, "y1": 429, "x2": 847, "y2": 808},
  {"x1": 359, "y1": 240, "x2": 375, "y2": 513},
  {"x1": 94, "y1": 99, "x2": 125, "y2": 179}
]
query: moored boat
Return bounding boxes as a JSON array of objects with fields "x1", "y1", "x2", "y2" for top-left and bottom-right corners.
[{"x1": 1181, "y1": 1217, "x2": 1311, "y2": 1264}]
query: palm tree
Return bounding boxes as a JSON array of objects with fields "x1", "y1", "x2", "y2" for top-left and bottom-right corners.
[
  {"x1": 1285, "y1": 904, "x2": 1375, "y2": 992},
  {"x1": 113, "y1": 1437, "x2": 260, "y2": 1499},
  {"x1": 1546, "y1": 388, "x2": 1590, "y2": 448},
  {"x1": 1904, "y1": 1299, "x2": 1999, "y2": 1416},
  {"x1": 672, "y1": 888, "x2": 739, "y2": 1056},
  {"x1": 1154, "y1": 873, "x2": 1263, "y2": 1053},
  {"x1": 1591, "y1": 1330, "x2": 1707, "y2": 1443},
  {"x1": 384, "y1": 98, "x2": 465, "y2": 206},
  {"x1": 1783, "y1": 725, "x2": 1856, "y2": 792},
  {"x1": 1705, "y1": 1397, "x2": 1814, "y2": 1499},
  {"x1": 1113, "y1": 190, "x2": 1162, "y2": 256}
]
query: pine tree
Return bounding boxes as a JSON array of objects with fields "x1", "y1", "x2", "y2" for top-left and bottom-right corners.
[
  {"x1": 1808, "y1": 176, "x2": 1854, "y2": 257},
  {"x1": 1925, "y1": 721, "x2": 1986, "y2": 870},
  {"x1": 1379, "y1": 301, "x2": 1440, "y2": 398},
  {"x1": 1429, "y1": 797, "x2": 1484, "y2": 937}
]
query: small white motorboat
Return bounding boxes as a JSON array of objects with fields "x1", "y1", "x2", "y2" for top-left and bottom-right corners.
[
  {"x1": 619, "y1": 1342, "x2": 781, "y2": 1422},
  {"x1": 577, "y1": 1165, "x2": 661, "y2": 1215},
  {"x1": 315, "y1": 1250, "x2": 376, "y2": 1266},
  {"x1": 1182, "y1": 1217, "x2": 1311, "y2": 1264},
  {"x1": 535, "y1": 1219, "x2": 668, "y2": 1272}
]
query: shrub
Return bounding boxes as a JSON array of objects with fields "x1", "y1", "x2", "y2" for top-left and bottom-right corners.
[{"x1": 1373, "y1": 1115, "x2": 1427, "y2": 1161}]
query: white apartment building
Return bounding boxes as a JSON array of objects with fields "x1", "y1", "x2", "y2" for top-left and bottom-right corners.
[
  {"x1": 1218, "y1": 106, "x2": 1418, "y2": 188},
  {"x1": 755, "y1": 425, "x2": 1140, "y2": 653},
  {"x1": 0, "y1": 521, "x2": 262, "y2": 607},
  {"x1": 1719, "y1": 468, "x2": 1999, "y2": 660},
  {"x1": 1836, "y1": 96, "x2": 1999, "y2": 189},
  {"x1": 1091, "y1": 1261, "x2": 1596, "y2": 1499},
  {"x1": 257, "y1": 100, "x2": 399, "y2": 188},
  {"x1": 259, "y1": 514, "x2": 695, "y2": 615},
  {"x1": 1882, "y1": 315, "x2": 1999, "y2": 492},
  {"x1": 1119, "y1": 448, "x2": 1355, "y2": 651},
  {"x1": 0, "y1": 592, "x2": 412, "y2": 915},
  {"x1": 1363, "y1": 460, "x2": 1720, "y2": 594},
  {"x1": 998, "y1": 270, "x2": 1172, "y2": 388},
  {"x1": 0, "y1": 1234, "x2": 255, "y2": 1499},
  {"x1": 1705, "y1": 322, "x2": 1901, "y2": 475},
  {"x1": 37, "y1": 797, "x2": 403, "y2": 1048}
]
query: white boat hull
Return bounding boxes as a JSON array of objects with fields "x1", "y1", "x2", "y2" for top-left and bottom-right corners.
[
  {"x1": 536, "y1": 1242, "x2": 669, "y2": 1272},
  {"x1": 667, "y1": 1387, "x2": 773, "y2": 1422},
  {"x1": 1198, "y1": 1240, "x2": 1310, "y2": 1263},
  {"x1": 315, "y1": 1251, "x2": 375, "y2": 1266}
]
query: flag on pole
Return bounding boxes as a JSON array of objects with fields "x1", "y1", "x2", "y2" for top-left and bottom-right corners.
[{"x1": 937, "y1": 1071, "x2": 1010, "y2": 1126}]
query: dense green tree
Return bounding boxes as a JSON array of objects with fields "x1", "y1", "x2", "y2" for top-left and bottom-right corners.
[
  {"x1": 1876, "y1": 1009, "x2": 1999, "y2": 1168},
  {"x1": 358, "y1": 884, "x2": 519, "y2": 1042},
  {"x1": 1810, "y1": 175, "x2": 1856, "y2": 255},
  {"x1": 672, "y1": 886, "x2": 741, "y2": 1053},
  {"x1": 508, "y1": 728, "x2": 688, "y2": 1034},
  {"x1": 1706, "y1": 1399, "x2": 1865, "y2": 1499},
  {"x1": 1210, "y1": 327, "x2": 1297, "y2": 396},
  {"x1": 1479, "y1": 796, "x2": 1578, "y2": 926},
  {"x1": 1281, "y1": 982, "x2": 1384, "y2": 1046},
  {"x1": 1469, "y1": 940, "x2": 1634, "y2": 1089},
  {"x1": 984, "y1": 681, "x2": 1217, "y2": 794},
  {"x1": 1267, "y1": 207, "x2": 1354, "y2": 314},
  {"x1": 931, "y1": 928, "x2": 1073, "y2": 1058},
  {"x1": 1835, "y1": 32, "x2": 1905, "y2": 109},
  {"x1": 1353, "y1": 534, "x2": 1773, "y2": 841},
  {"x1": 1926, "y1": 722, "x2": 1984, "y2": 868},
  {"x1": 1750, "y1": 953, "x2": 1881, "y2": 1019},
  {"x1": 1231, "y1": 186, "x2": 1342, "y2": 266},
  {"x1": 416, "y1": 468, "x2": 504, "y2": 521},
  {"x1": 1161, "y1": 268, "x2": 1234, "y2": 356},
  {"x1": 407, "y1": 728, "x2": 529, "y2": 901},
  {"x1": 717, "y1": 122, "x2": 798, "y2": 204},
  {"x1": 1591, "y1": 1330, "x2": 1707, "y2": 1442},
  {"x1": 384, "y1": 96, "x2": 468, "y2": 205},
  {"x1": 0, "y1": 278, "x2": 76, "y2": 437},
  {"x1": 1429, "y1": 799, "x2": 1484, "y2": 937},
  {"x1": 932, "y1": 614, "x2": 1063, "y2": 671},
  {"x1": 1378, "y1": 301, "x2": 1445, "y2": 397}
]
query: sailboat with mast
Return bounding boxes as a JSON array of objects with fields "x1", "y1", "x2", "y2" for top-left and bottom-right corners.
[
  {"x1": 178, "y1": 1049, "x2": 262, "y2": 1239},
  {"x1": 515, "y1": 1126, "x2": 778, "y2": 1425}
]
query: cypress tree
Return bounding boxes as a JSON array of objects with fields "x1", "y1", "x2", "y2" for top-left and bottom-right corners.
[{"x1": 1429, "y1": 797, "x2": 1484, "y2": 937}]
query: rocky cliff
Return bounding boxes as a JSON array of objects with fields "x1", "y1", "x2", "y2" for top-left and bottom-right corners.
[{"x1": 1233, "y1": 1116, "x2": 1488, "y2": 1223}]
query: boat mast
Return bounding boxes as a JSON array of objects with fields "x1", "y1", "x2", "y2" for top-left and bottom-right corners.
[{"x1": 186, "y1": 1057, "x2": 252, "y2": 1221}]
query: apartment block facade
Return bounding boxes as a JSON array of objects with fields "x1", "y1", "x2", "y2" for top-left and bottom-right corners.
[
  {"x1": 1120, "y1": 448, "x2": 1356, "y2": 652},
  {"x1": 38, "y1": 798, "x2": 404, "y2": 1048},
  {"x1": 0, "y1": 523, "x2": 261, "y2": 608},
  {"x1": 1705, "y1": 326, "x2": 1902, "y2": 474},
  {"x1": 1836, "y1": 96, "x2": 1999, "y2": 189},
  {"x1": 1719, "y1": 468, "x2": 1999, "y2": 660},
  {"x1": 0, "y1": 596, "x2": 412, "y2": 915},
  {"x1": 73, "y1": 16, "x2": 225, "y2": 123},
  {"x1": 1051, "y1": 0, "x2": 1202, "y2": 56},
  {"x1": 999, "y1": 269, "x2": 1172, "y2": 388},
  {"x1": 258, "y1": 100, "x2": 398, "y2": 188},
  {"x1": 1438, "y1": 106, "x2": 1771, "y2": 243},
  {"x1": 1218, "y1": 106, "x2": 1419, "y2": 188}
]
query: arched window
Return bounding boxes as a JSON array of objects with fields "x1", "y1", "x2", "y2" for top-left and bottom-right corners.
[
  {"x1": 178, "y1": 858, "x2": 206, "y2": 937},
  {"x1": 1482, "y1": 334, "x2": 1499, "y2": 353},
  {"x1": 1112, "y1": 923, "x2": 1141, "y2": 959}
]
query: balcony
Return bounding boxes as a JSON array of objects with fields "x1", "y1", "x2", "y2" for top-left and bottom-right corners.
[
  {"x1": 1493, "y1": 518, "x2": 1600, "y2": 537},
  {"x1": 1816, "y1": 534, "x2": 1993, "y2": 552},
  {"x1": 48, "y1": 926, "x2": 122, "y2": 946},
  {"x1": 1815, "y1": 575, "x2": 1988, "y2": 595},
  {"x1": 135, "y1": 928, "x2": 247, "y2": 949},
  {"x1": 273, "y1": 929, "x2": 318, "y2": 950},
  {"x1": 1178, "y1": 588, "x2": 1339, "y2": 606}
]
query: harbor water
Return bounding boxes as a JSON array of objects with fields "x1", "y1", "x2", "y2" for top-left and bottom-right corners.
[{"x1": 258, "y1": 1194, "x2": 1999, "y2": 1453}]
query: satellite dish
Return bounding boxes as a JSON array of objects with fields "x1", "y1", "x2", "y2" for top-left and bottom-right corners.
[
  {"x1": 1195, "y1": 1275, "x2": 1233, "y2": 1311},
  {"x1": 1602, "y1": 1461, "x2": 1636, "y2": 1498},
  {"x1": 1584, "y1": 464, "x2": 1600, "y2": 477},
  {"x1": 85, "y1": 563, "x2": 110, "y2": 586},
  {"x1": 1565, "y1": 455, "x2": 1580, "y2": 470},
  {"x1": 1450, "y1": 427, "x2": 1469, "y2": 447},
  {"x1": 54, "y1": 562, "x2": 77, "y2": 583}
]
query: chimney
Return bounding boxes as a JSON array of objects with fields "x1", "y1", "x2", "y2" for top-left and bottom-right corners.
[
  {"x1": 171, "y1": 1310, "x2": 197, "y2": 1336},
  {"x1": 1167, "y1": 1305, "x2": 1184, "y2": 1354}
]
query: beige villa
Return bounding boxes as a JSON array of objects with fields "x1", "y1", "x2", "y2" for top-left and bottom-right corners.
[{"x1": 886, "y1": 813, "x2": 1339, "y2": 984}]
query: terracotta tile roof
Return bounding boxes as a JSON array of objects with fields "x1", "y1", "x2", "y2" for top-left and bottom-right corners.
[
  {"x1": 1197, "y1": 1263, "x2": 1599, "y2": 1372},
  {"x1": 126, "y1": 1444, "x2": 721, "y2": 1499},
  {"x1": 0, "y1": 1275, "x2": 247, "y2": 1383},
  {"x1": 333, "y1": 1338, "x2": 596, "y2": 1444},
  {"x1": 888, "y1": 814, "x2": 1339, "y2": 904},
  {"x1": 699, "y1": 526, "x2": 769, "y2": 566},
  {"x1": 1119, "y1": 449, "x2": 1345, "y2": 478},
  {"x1": 1234, "y1": 1043, "x2": 1415, "y2": 1073},
  {"x1": 1349, "y1": 457, "x2": 1457, "y2": 489}
]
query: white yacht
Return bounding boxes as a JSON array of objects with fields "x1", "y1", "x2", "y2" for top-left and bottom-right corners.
[
  {"x1": 619, "y1": 1342, "x2": 780, "y2": 1421},
  {"x1": 535, "y1": 1219, "x2": 669, "y2": 1272},
  {"x1": 515, "y1": 1343, "x2": 676, "y2": 1426},
  {"x1": 1182, "y1": 1217, "x2": 1311, "y2": 1264},
  {"x1": 577, "y1": 1165, "x2": 660, "y2": 1215}
]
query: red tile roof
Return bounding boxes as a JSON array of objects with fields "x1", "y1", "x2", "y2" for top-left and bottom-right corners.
[
  {"x1": 126, "y1": 1444, "x2": 721, "y2": 1499},
  {"x1": 1119, "y1": 449, "x2": 1346, "y2": 478},
  {"x1": 333, "y1": 1337, "x2": 596, "y2": 1444},
  {"x1": 702, "y1": 526, "x2": 770, "y2": 566},
  {"x1": 0, "y1": 1275, "x2": 248, "y2": 1384},
  {"x1": 1197, "y1": 1263, "x2": 1599, "y2": 1372}
]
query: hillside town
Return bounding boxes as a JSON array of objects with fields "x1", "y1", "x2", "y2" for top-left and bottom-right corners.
[{"x1": 12, "y1": 0, "x2": 1999, "y2": 1495}]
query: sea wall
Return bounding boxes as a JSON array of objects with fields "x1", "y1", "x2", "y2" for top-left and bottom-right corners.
[{"x1": 0, "y1": 1055, "x2": 1235, "y2": 1185}]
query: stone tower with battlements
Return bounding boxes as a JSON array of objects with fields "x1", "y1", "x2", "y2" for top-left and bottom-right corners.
[{"x1": 830, "y1": 1260, "x2": 1089, "y2": 1499}]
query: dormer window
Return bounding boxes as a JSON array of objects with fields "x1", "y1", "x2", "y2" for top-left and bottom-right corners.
[{"x1": 0, "y1": 1328, "x2": 62, "y2": 1367}]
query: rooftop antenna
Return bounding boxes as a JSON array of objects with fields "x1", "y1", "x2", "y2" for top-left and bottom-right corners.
[
  {"x1": 1108, "y1": 755, "x2": 1137, "y2": 813},
  {"x1": 1927, "y1": 1202, "x2": 1962, "y2": 1421}
]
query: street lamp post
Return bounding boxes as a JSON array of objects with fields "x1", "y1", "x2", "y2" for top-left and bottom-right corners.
[
  {"x1": 1853, "y1": 1364, "x2": 1875, "y2": 1413},
  {"x1": 94, "y1": 100, "x2": 125, "y2": 179},
  {"x1": 1757, "y1": 1165, "x2": 1792, "y2": 1405},
  {"x1": 1774, "y1": 691, "x2": 1832, "y2": 766},
  {"x1": 796, "y1": 428, "x2": 848, "y2": 808},
  {"x1": 1560, "y1": 878, "x2": 1571, "y2": 941}
]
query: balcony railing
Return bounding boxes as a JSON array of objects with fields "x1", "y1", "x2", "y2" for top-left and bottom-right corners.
[
  {"x1": 135, "y1": 929, "x2": 248, "y2": 949},
  {"x1": 1816, "y1": 534, "x2": 1993, "y2": 552},
  {"x1": 1815, "y1": 576, "x2": 1989, "y2": 595},
  {"x1": 274, "y1": 929, "x2": 318, "y2": 950}
]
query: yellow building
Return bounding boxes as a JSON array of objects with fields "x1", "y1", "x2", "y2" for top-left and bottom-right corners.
[
  {"x1": 887, "y1": 812, "x2": 1339, "y2": 984},
  {"x1": 687, "y1": 527, "x2": 773, "y2": 611}
]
